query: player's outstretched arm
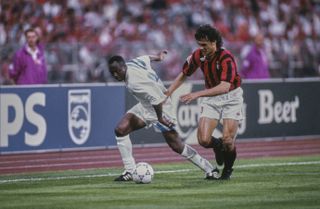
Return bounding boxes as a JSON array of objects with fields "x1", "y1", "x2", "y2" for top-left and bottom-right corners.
[
  {"x1": 149, "y1": 50, "x2": 168, "y2": 62},
  {"x1": 180, "y1": 81, "x2": 231, "y2": 104},
  {"x1": 165, "y1": 72, "x2": 187, "y2": 97}
]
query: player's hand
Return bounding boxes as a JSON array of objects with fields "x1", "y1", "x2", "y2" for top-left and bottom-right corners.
[
  {"x1": 180, "y1": 92, "x2": 199, "y2": 104},
  {"x1": 158, "y1": 116, "x2": 174, "y2": 129},
  {"x1": 159, "y1": 50, "x2": 168, "y2": 61},
  {"x1": 163, "y1": 91, "x2": 171, "y2": 103}
]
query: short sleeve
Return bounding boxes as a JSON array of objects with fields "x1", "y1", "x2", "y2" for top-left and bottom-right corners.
[{"x1": 182, "y1": 49, "x2": 201, "y2": 76}]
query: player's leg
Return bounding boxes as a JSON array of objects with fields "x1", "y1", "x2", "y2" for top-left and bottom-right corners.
[
  {"x1": 197, "y1": 117, "x2": 218, "y2": 148},
  {"x1": 114, "y1": 113, "x2": 146, "y2": 181},
  {"x1": 115, "y1": 113, "x2": 146, "y2": 137},
  {"x1": 197, "y1": 117, "x2": 225, "y2": 166},
  {"x1": 162, "y1": 130, "x2": 184, "y2": 153},
  {"x1": 220, "y1": 118, "x2": 239, "y2": 180},
  {"x1": 219, "y1": 87, "x2": 244, "y2": 180},
  {"x1": 162, "y1": 130, "x2": 219, "y2": 180}
]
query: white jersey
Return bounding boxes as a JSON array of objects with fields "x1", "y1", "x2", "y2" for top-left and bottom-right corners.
[
  {"x1": 125, "y1": 55, "x2": 177, "y2": 132},
  {"x1": 125, "y1": 55, "x2": 167, "y2": 109}
]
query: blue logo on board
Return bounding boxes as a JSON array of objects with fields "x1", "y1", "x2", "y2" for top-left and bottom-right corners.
[{"x1": 68, "y1": 89, "x2": 91, "y2": 145}]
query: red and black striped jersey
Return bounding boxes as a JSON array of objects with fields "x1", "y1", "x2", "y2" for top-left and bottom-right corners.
[{"x1": 182, "y1": 48, "x2": 241, "y2": 90}]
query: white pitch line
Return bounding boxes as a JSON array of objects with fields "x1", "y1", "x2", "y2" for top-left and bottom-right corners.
[
  {"x1": 235, "y1": 161, "x2": 320, "y2": 168},
  {"x1": 0, "y1": 160, "x2": 320, "y2": 184}
]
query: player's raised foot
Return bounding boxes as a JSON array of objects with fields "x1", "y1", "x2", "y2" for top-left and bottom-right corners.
[
  {"x1": 114, "y1": 171, "x2": 133, "y2": 181},
  {"x1": 205, "y1": 168, "x2": 220, "y2": 180},
  {"x1": 212, "y1": 138, "x2": 224, "y2": 166},
  {"x1": 219, "y1": 168, "x2": 233, "y2": 180}
]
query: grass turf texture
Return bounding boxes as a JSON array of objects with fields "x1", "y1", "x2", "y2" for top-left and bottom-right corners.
[{"x1": 0, "y1": 155, "x2": 319, "y2": 209}]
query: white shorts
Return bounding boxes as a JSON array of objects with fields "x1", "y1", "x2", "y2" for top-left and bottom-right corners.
[
  {"x1": 200, "y1": 87, "x2": 244, "y2": 121},
  {"x1": 127, "y1": 98, "x2": 177, "y2": 132}
]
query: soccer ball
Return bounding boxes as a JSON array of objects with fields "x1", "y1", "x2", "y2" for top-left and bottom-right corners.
[{"x1": 132, "y1": 162, "x2": 154, "y2": 184}]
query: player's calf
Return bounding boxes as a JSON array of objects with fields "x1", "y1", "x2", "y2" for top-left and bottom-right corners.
[
  {"x1": 212, "y1": 137, "x2": 224, "y2": 166},
  {"x1": 220, "y1": 147, "x2": 237, "y2": 180}
]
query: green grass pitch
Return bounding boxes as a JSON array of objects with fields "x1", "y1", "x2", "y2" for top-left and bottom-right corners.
[{"x1": 0, "y1": 155, "x2": 320, "y2": 209}]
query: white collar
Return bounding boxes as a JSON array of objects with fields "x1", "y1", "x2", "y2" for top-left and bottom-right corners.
[
  {"x1": 26, "y1": 45, "x2": 39, "y2": 56},
  {"x1": 26, "y1": 45, "x2": 41, "y2": 64}
]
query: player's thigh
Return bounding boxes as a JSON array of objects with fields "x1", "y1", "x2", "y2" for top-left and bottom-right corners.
[
  {"x1": 198, "y1": 99, "x2": 220, "y2": 144},
  {"x1": 222, "y1": 119, "x2": 239, "y2": 138},
  {"x1": 197, "y1": 117, "x2": 219, "y2": 143},
  {"x1": 115, "y1": 113, "x2": 146, "y2": 136}
]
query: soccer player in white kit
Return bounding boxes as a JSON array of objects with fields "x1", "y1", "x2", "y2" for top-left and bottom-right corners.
[{"x1": 108, "y1": 50, "x2": 219, "y2": 181}]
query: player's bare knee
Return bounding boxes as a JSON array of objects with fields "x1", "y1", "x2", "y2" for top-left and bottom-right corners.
[
  {"x1": 114, "y1": 126, "x2": 127, "y2": 137},
  {"x1": 198, "y1": 137, "x2": 212, "y2": 148}
]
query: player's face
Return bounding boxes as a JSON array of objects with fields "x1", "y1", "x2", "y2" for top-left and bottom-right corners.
[
  {"x1": 197, "y1": 39, "x2": 217, "y2": 58},
  {"x1": 254, "y1": 34, "x2": 264, "y2": 48},
  {"x1": 26, "y1": 31, "x2": 38, "y2": 48},
  {"x1": 109, "y1": 62, "x2": 126, "y2": 81}
]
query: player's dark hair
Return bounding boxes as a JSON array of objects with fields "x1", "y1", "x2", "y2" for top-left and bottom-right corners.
[
  {"x1": 24, "y1": 28, "x2": 37, "y2": 36},
  {"x1": 195, "y1": 24, "x2": 223, "y2": 48},
  {"x1": 108, "y1": 55, "x2": 125, "y2": 65}
]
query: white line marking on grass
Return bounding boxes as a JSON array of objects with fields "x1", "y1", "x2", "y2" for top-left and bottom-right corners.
[
  {"x1": 0, "y1": 174, "x2": 117, "y2": 183},
  {"x1": 0, "y1": 160, "x2": 320, "y2": 184},
  {"x1": 235, "y1": 161, "x2": 320, "y2": 168}
]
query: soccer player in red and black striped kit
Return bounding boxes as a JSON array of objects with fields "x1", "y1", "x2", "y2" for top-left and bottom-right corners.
[{"x1": 167, "y1": 24, "x2": 244, "y2": 180}]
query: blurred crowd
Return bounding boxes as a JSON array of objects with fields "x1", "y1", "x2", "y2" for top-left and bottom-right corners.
[{"x1": 0, "y1": 0, "x2": 320, "y2": 84}]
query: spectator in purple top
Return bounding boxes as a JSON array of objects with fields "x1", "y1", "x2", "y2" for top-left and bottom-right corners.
[
  {"x1": 240, "y1": 33, "x2": 270, "y2": 79},
  {"x1": 9, "y1": 28, "x2": 48, "y2": 85}
]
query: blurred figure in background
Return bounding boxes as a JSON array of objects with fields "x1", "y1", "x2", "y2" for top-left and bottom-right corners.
[
  {"x1": 0, "y1": 57, "x2": 15, "y2": 85},
  {"x1": 9, "y1": 28, "x2": 48, "y2": 85},
  {"x1": 240, "y1": 33, "x2": 270, "y2": 79}
]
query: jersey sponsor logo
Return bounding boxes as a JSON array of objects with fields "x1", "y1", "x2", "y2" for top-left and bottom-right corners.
[
  {"x1": 68, "y1": 89, "x2": 91, "y2": 145},
  {"x1": 216, "y1": 61, "x2": 220, "y2": 71}
]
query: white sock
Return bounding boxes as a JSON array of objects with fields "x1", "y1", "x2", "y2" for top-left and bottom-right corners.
[
  {"x1": 116, "y1": 135, "x2": 136, "y2": 173},
  {"x1": 181, "y1": 144, "x2": 214, "y2": 174}
]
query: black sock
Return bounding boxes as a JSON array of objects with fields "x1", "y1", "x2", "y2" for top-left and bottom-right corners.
[
  {"x1": 223, "y1": 147, "x2": 237, "y2": 170},
  {"x1": 211, "y1": 137, "x2": 223, "y2": 149}
]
